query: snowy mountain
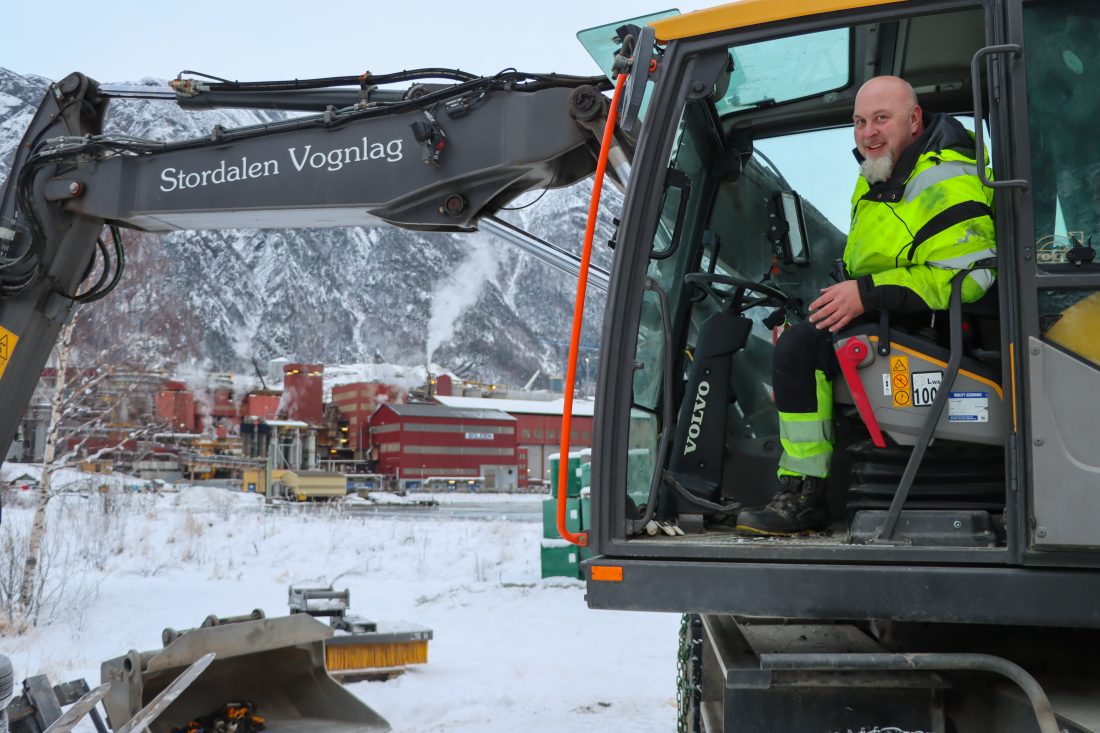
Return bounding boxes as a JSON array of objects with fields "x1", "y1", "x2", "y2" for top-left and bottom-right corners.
[{"x1": 0, "y1": 68, "x2": 617, "y2": 389}]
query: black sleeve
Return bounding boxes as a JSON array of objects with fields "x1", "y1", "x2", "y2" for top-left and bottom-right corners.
[{"x1": 857, "y1": 274, "x2": 931, "y2": 313}]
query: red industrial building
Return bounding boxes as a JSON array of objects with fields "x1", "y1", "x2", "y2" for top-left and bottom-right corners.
[
  {"x1": 282, "y1": 363, "x2": 324, "y2": 424},
  {"x1": 433, "y1": 394, "x2": 593, "y2": 484},
  {"x1": 435, "y1": 374, "x2": 455, "y2": 396},
  {"x1": 370, "y1": 403, "x2": 520, "y2": 490},
  {"x1": 211, "y1": 387, "x2": 238, "y2": 423},
  {"x1": 331, "y1": 381, "x2": 409, "y2": 452},
  {"x1": 156, "y1": 380, "x2": 196, "y2": 432},
  {"x1": 240, "y1": 390, "x2": 281, "y2": 419},
  {"x1": 155, "y1": 380, "x2": 281, "y2": 434}
]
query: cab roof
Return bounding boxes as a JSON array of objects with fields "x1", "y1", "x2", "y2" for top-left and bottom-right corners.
[{"x1": 650, "y1": 0, "x2": 907, "y2": 41}]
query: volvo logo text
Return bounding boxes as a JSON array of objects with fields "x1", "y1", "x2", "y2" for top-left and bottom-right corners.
[{"x1": 683, "y1": 380, "x2": 710, "y2": 454}]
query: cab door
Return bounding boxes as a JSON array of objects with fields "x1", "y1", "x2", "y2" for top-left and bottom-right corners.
[{"x1": 1010, "y1": 0, "x2": 1100, "y2": 551}]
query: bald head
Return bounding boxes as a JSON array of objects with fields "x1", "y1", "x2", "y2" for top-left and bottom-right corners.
[
  {"x1": 853, "y1": 76, "x2": 924, "y2": 182},
  {"x1": 857, "y1": 76, "x2": 919, "y2": 110}
]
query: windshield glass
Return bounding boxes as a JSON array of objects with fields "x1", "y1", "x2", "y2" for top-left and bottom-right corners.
[
  {"x1": 716, "y1": 28, "x2": 850, "y2": 115},
  {"x1": 624, "y1": 96, "x2": 851, "y2": 509},
  {"x1": 1025, "y1": 0, "x2": 1100, "y2": 367}
]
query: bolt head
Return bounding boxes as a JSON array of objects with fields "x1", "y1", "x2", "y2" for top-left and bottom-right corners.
[
  {"x1": 574, "y1": 91, "x2": 596, "y2": 111},
  {"x1": 440, "y1": 194, "x2": 467, "y2": 216}
]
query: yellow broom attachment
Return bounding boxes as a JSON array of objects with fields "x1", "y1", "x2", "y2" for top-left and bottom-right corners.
[{"x1": 325, "y1": 629, "x2": 433, "y2": 675}]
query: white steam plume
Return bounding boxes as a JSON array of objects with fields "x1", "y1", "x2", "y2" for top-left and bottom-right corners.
[{"x1": 426, "y1": 241, "x2": 500, "y2": 363}]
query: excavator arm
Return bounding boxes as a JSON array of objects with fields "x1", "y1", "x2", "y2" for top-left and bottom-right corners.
[{"x1": 0, "y1": 69, "x2": 620, "y2": 460}]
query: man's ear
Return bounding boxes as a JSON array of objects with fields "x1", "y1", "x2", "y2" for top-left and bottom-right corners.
[{"x1": 910, "y1": 104, "x2": 923, "y2": 134}]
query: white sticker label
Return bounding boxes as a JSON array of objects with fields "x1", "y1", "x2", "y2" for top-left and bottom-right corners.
[
  {"x1": 882, "y1": 373, "x2": 892, "y2": 396},
  {"x1": 912, "y1": 371, "x2": 942, "y2": 407},
  {"x1": 948, "y1": 391, "x2": 989, "y2": 422}
]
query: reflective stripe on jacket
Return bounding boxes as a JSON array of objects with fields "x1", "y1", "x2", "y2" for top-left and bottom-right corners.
[{"x1": 845, "y1": 121, "x2": 996, "y2": 311}]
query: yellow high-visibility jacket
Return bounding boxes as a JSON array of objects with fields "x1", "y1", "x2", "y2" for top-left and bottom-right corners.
[{"x1": 846, "y1": 113, "x2": 996, "y2": 312}]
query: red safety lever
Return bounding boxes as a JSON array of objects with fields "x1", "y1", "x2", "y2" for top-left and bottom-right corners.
[{"x1": 836, "y1": 337, "x2": 887, "y2": 449}]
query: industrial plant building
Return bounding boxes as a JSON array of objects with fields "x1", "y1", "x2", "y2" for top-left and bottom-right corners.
[
  {"x1": 371, "y1": 403, "x2": 519, "y2": 491},
  {"x1": 17, "y1": 357, "x2": 593, "y2": 494}
]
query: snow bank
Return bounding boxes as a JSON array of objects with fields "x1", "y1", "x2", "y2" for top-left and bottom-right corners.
[{"x1": 0, "y1": 487, "x2": 677, "y2": 732}]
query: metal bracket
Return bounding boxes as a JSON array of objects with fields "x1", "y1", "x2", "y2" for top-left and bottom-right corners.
[
  {"x1": 113, "y1": 653, "x2": 214, "y2": 733},
  {"x1": 41, "y1": 683, "x2": 111, "y2": 733}
]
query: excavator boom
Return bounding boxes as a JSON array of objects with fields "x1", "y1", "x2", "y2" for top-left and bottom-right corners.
[{"x1": 0, "y1": 70, "x2": 613, "y2": 459}]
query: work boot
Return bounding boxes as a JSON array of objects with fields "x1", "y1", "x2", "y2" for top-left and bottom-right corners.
[{"x1": 734, "y1": 475, "x2": 828, "y2": 535}]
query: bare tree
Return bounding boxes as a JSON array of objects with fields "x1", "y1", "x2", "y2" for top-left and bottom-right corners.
[
  {"x1": 13, "y1": 303, "x2": 157, "y2": 622},
  {"x1": 17, "y1": 313, "x2": 77, "y2": 611}
]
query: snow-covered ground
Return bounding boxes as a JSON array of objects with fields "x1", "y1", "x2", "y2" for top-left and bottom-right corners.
[{"x1": 0, "y1": 468, "x2": 680, "y2": 732}]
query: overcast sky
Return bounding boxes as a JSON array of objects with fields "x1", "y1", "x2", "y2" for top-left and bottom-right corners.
[
  {"x1": 5, "y1": 1, "x2": 718, "y2": 84},
  {"x1": 3, "y1": 0, "x2": 858, "y2": 229}
]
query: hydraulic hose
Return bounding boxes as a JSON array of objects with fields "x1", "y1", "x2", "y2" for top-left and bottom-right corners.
[{"x1": 556, "y1": 71, "x2": 627, "y2": 547}]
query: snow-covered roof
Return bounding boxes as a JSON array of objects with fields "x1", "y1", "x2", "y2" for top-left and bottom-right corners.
[
  {"x1": 320, "y1": 362, "x2": 431, "y2": 400},
  {"x1": 381, "y1": 403, "x2": 515, "y2": 421},
  {"x1": 433, "y1": 395, "x2": 595, "y2": 417}
]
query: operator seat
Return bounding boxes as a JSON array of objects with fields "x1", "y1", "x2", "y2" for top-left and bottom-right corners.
[
  {"x1": 831, "y1": 282, "x2": 1005, "y2": 448},
  {"x1": 828, "y1": 266, "x2": 1007, "y2": 539},
  {"x1": 831, "y1": 320, "x2": 1005, "y2": 447}
]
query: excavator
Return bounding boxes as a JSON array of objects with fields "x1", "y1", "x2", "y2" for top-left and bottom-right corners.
[{"x1": 2, "y1": 0, "x2": 1099, "y2": 730}]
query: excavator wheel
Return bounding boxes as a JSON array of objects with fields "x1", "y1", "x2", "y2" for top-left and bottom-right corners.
[{"x1": 0, "y1": 654, "x2": 12, "y2": 733}]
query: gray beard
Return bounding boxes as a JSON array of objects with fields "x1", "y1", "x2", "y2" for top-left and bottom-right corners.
[{"x1": 860, "y1": 152, "x2": 895, "y2": 184}]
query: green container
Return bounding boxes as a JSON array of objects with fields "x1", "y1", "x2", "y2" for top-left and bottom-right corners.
[
  {"x1": 543, "y1": 497, "x2": 581, "y2": 539},
  {"x1": 549, "y1": 452, "x2": 582, "y2": 498},
  {"x1": 578, "y1": 461, "x2": 592, "y2": 491},
  {"x1": 540, "y1": 541, "x2": 581, "y2": 579},
  {"x1": 579, "y1": 493, "x2": 592, "y2": 532}
]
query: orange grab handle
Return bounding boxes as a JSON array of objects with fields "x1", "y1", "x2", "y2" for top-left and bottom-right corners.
[{"x1": 556, "y1": 71, "x2": 628, "y2": 547}]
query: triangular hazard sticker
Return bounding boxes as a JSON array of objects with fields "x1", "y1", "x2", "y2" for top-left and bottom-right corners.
[{"x1": 0, "y1": 326, "x2": 16, "y2": 381}]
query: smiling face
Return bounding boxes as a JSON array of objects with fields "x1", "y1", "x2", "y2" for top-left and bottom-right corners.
[{"x1": 853, "y1": 76, "x2": 923, "y2": 173}]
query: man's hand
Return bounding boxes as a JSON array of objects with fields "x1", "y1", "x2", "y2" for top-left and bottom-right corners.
[{"x1": 809, "y1": 280, "x2": 865, "y2": 332}]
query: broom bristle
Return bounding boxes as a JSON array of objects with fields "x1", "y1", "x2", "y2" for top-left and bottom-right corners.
[{"x1": 326, "y1": 640, "x2": 429, "y2": 670}]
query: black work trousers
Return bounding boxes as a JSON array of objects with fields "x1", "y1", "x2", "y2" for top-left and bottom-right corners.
[{"x1": 772, "y1": 320, "x2": 842, "y2": 414}]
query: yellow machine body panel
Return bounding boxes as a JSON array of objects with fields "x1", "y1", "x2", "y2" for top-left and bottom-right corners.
[
  {"x1": 650, "y1": 0, "x2": 907, "y2": 41},
  {"x1": 1045, "y1": 291, "x2": 1100, "y2": 368}
]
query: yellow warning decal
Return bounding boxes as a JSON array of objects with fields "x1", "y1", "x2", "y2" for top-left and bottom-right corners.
[
  {"x1": 0, "y1": 325, "x2": 16, "y2": 382},
  {"x1": 890, "y1": 355, "x2": 911, "y2": 408}
]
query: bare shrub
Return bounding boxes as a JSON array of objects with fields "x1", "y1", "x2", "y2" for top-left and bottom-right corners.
[
  {"x1": 81, "y1": 491, "x2": 131, "y2": 571},
  {"x1": 0, "y1": 512, "x2": 99, "y2": 630},
  {"x1": 211, "y1": 491, "x2": 237, "y2": 522},
  {"x1": 183, "y1": 511, "x2": 204, "y2": 538},
  {"x1": 133, "y1": 562, "x2": 174, "y2": 578},
  {"x1": 1, "y1": 489, "x2": 35, "y2": 510}
]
